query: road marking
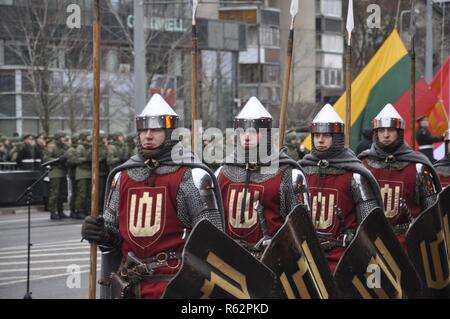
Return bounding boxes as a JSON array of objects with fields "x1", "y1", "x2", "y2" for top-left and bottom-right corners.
[
  {"x1": 0, "y1": 217, "x2": 52, "y2": 224},
  {"x1": 0, "y1": 257, "x2": 100, "y2": 266},
  {"x1": 0, "y1": 251, "x2": 91, "y2": 259},
  {"x1": 0, "y1": 260, "x2": 100, "y2": 273},
  {"x1": 0, "y1": 267, "x2": 101, "y2": 287},
  {"x1": 0, "y1": 240, "x2": 84, "y2": 251},
  {"x1": 0, "y1": 245, "x2": 88, "y2": 255}
]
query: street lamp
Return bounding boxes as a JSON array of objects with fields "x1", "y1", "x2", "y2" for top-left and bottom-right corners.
[{"x1": 399, "y1": 8, "x2": 420, "y2": 37}]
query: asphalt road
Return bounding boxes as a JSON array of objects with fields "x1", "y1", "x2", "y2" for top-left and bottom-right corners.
[{"x1": 0, "y1": 210, "x2": 100, "y2": 299}]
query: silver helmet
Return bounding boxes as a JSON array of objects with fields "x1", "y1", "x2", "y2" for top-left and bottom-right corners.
[
  {"x1": 373, "y1": 104, "x2": 405, "y2": 130},
  {"x1": 234, "y1": 97, "x2": 272, "y2": 130},
  {"x1": 136, "y1": 94, "x2": 179, "y2": 131},
  {"x1": 311, "y1": 104, "x2": 345, "y2": 134}
]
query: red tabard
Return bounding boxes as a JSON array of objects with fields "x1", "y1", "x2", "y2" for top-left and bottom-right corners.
[
  {"x1": 439, "y1": 174, "x2": 450, "y2": 188},
  {"x1": 118, "y1": 167, "x2": 187, "y2": 298},
  {"x1": 306, "y1": 171, "x2": 357, "y2": 273},
  {"x1": 362, "y1": 160, "x2": 421, "y2": 222},
  {"x1": 218, "y1": 168, "x2": 287, "y2": 245}
]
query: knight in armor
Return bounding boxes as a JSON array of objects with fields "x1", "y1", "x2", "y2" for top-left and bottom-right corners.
[
  {"x1": 81, "y1": 94, "x2": 223, "y2": 299},
  {"x1": 358, "y1": 104, "x2": 441, "y2": 247},
  {"x1": 300, "y1": 104, "x2": 383, "y2": 272},
  {"x1": 216, "y1": 97, "x2": 310, "y2": 259},
  {"x1": 434, "y1": 129, "x2": 450, "y2": 188}
]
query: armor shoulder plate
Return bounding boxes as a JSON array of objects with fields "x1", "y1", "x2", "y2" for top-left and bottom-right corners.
[
  {"x1": 352, "y1": 173, "x2": 380, "y2": 224},
  {"x1": 416, "y1": 163, "x2": 438, "y2": 197},
  {"x1": 192, "y1": 167, "x2": 214, "y2": 190},
  {"x1": 214, "y1": 166, "x2": 224, "y2": 179},
  {"x1": 190, "y1": 168, "x2": 218, "y2": 211},
  {"x1": 351, "y1": 173, "x2": 377, "y2": 203},
  {"x1": 292, "y1": 168, "x2": 310, "y2": 210}
]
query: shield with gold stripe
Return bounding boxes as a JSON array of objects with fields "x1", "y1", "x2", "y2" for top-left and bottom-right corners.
[
  {"x1": 162, "y1": 219, "x2": 280, "y2": 299},
  {"x1": 261, "y1": 205, "x2": 339, "y2": 299},
  {"x1": 406, "y1": 189, "x2": 450, "y2": 298},
  {"x1": 334, "y1": 208, "x2": 421, "y2": 299}
]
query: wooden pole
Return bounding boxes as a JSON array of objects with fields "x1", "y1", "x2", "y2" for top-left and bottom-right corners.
[
  {"x1": 345, "y1": 45, "x2": 352, "y2": 148},
  {"x1": 278, "y1": 0, "x2": 298, "y2": 148},
  {"x1": 410, "y1": 0, "x2": 416, "y2": 149},
  {"x1": 89, "y1": 0, "x2": 101, "y2": 299},
  {"x1": 191, "y1": 1, "x2": 199, "y2": 153},
  {"x1": 278, "y1": 29, "x2": 294, "y2": 148},
  {"x1": 411, "y1": 36, "x2": 416, "y2": 149}
]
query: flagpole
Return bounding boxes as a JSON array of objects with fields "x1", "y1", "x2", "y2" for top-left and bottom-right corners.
[
  {"x1": 279, "y1": 0, "x2": 298, "y2": 148},
  {"x1": 345, "y1": 0, "x2": 354, "y2": 148},
  {"x1": 410, "y1": 0, "x2": 416, "y2": 149},
  {"x1": 89, "y1": 0, "x2": 101, "y2": 299},
  {"x1": 191, "y1": 0, "x2": 199, "y2": 153}
]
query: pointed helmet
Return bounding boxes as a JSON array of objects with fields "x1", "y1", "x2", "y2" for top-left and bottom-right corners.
[
  {"x1": 234, "y1": 97, "x2": 272, "y2": 130},
  {"x1": 311, "y1": 104, "x2": 345, "y2": 134},
  {"x1": 136, "y1": 94, "x2": 179, "y2": 130},
  {"x1": 373, "y1": 104, "x2": 405, "y2": 130}
]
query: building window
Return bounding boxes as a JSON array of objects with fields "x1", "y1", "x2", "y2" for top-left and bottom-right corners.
[
  {"x1": 324, "y1": 18, "x2": 342, "y2": 33},
  {"x1": 240, "y1": 64, "x2": 260, "y2": 84},
  {"x1": 319, "y1": 68, "x2": 343, "y2": 88},
  {"x1": 0, "y1": 94, "x2": 15, "y2": 117},
  {"x1": 320, "y1": 0, "x2": 342, "y2": 18},
  {"x1": 0, "y1": 71, "x2": 15, "y2": 92},
  {"x1": 321, "y1": 34, "x2": 343, "y2": 53},
  {"x1": 0, "y1": 40, "x2": 4, "y2": 65}
]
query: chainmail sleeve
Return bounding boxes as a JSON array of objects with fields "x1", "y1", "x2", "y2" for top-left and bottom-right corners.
[
  {"x1": 279, "y1": 168, "x2": 298, "y2": 218},
  {"x1": 351, "y1": 173, "x2": 381, "y2": 224},
  {"x1": 177, "y1": 169, "x2": 224, "y2": 231},
  {"x1": 102, "y1": 172, "x2": 123, "y2": 250}
]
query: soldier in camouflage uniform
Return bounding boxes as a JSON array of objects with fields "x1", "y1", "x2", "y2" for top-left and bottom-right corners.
[
  {"x1": 284, "y1": 130, "x2": 300, "y2": 161},
  {"x1": 81, "y1": 94, "x2": 223, "y2": 299},
  {"x1": 74, "y1": 130, "x2": 92, "y2": 219},
  {"x1": 67, "y1": 133, "x2": 79, "y2": 218},
  {"x1": 44, "y1": 131, "x2": 69, "y2": 220},
  {"x1": 107, "y1": 132, "x2": 128, "y2": 171}
]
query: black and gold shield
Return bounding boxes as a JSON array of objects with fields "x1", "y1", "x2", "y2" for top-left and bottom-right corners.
[
  {"x1": 334, "y1": 208, "x2": 421, "y2": 299},
  {"x1": 162, "y1": 219, "x2": 280, "y2": 299},
  {"x1": 260, "y1": 205, "x2": 339, "y2": 299},
  {"x1": 406, "y1": 190, "x2": 450, "y2": 298},
  {"x1": 439, "y1": 186, "x2": 450, "y2": 277}
]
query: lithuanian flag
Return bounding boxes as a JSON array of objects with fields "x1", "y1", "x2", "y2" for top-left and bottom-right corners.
[{"x1": 304, "y1": 29, "x2": 439, "y2": 151}]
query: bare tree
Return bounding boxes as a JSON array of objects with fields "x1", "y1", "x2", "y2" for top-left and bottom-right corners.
[{"x1": 1, "y1": 0, "x2": 92, "y2": 135}]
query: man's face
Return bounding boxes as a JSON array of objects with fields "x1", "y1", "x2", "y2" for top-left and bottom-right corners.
[
  {"x1": 117, "y1": 135, "x2": 125, "y2": 144},
  {"x1": 419, "y1": 118, "x2": 429, "y2": 128},
  {"x1": 313, "y1": 133, "x2": 333, "y2": 152},
  {"x1": 24, "y1": 136, "x2": 34, "y2": 146},
  {"x1": 239, "y1": 129, "x2": 260, "y2": 149},
  {"x1": 377, "y1": 128, "x2": 399, "y2": 146},
  {"x1": 37, "y1": 136, "x2": 46, "y2": 146},
  {"x1": 139, "y1": 129, "x2": 166, "y2": 150}
]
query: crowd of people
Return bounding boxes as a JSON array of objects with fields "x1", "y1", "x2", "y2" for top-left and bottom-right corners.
[
  {"x1": 0, "y1": 130, "x2": 137, "y2": 219},
  {"x1": 76, "y1": 94, "x2": 450, "y2": 298}
]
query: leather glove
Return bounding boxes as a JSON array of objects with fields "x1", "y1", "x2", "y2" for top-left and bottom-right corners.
[{"x1": 81, "y1": 216, "x2": 109, "y2": 243}]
